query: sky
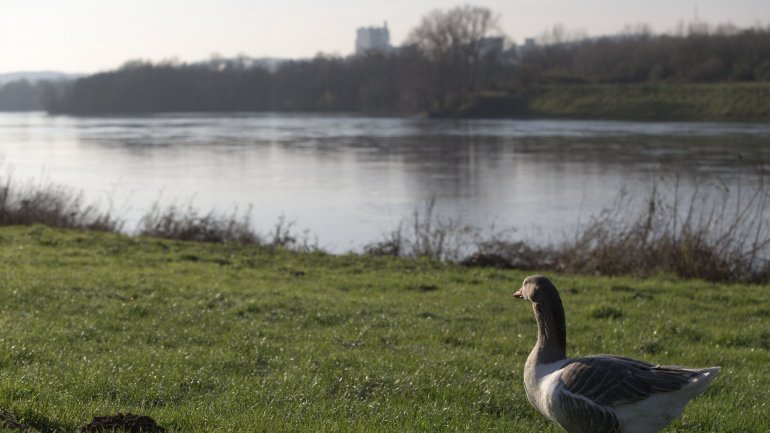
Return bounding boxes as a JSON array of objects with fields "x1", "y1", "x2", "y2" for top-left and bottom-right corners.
[{"x1": 0, "y1": 0, "x2": 767, "y2": 74}]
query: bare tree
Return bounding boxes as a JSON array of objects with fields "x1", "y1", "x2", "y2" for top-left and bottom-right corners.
[{"x1": 407, "y1": 4, "x2": 502, "y2": 110}]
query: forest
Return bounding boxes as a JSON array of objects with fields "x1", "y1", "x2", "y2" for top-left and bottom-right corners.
[{"x1": 3, "y1": 5, "x2": 770, "y2": 117}]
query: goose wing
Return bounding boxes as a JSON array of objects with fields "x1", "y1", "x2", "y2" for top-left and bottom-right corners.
[
  {"x1": 555, "y1": 389, "x2": 622, "y2": 433},
  {"x1": 552, "y1": 355, "x2": 702, "y2": 433},
  {"x1": 559, "y1": 355, "x2": 701, "y2": 406}
]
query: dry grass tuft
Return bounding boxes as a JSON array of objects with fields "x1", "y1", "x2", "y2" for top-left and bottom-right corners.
[
  {"x1": 137, "y1": 203, "x2": 260, "y2": 244},
  {"x1": 551, "y1": 175, "x2": 770, "y2": 282},
  {"x1": 365, "y1": 197, "x2": 477, "y2": 261},
  {"x1": 367, "y1": 175, "x2": 770, "y2": 283},
  {"x1": 0, "y1": 178, "x2": 120, "y2": 231}
]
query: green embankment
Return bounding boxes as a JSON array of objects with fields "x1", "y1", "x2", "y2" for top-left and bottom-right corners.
[
  {"x1": 0, "y1": 226, "x2": 767, "y2": 432},
  {"x1": 460, "y1": 83, "x2": 770, "y2": 121}
]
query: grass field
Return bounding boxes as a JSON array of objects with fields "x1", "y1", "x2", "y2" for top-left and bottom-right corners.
[
  {"x1": 460, "y1": 82, "x2": 770, "y2": 122},
  {"x1": 529, "y1": 83, "x2": 770, "y2": 121},
  {"x1": 0, "y1": 225, "x2": 767, "y2": 432}
]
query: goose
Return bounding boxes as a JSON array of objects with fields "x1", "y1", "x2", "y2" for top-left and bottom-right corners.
[{"x1": 513, "y1": 275, "x2": 720, "y2": 433}]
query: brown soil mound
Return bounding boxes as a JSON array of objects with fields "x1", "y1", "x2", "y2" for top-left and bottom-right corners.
[
  {"x1": 0, "y1": 409, "x2": 32, "y2": 431},
  {"x1": 80, "y1": 413, "x2": 166, "y2": 433}
]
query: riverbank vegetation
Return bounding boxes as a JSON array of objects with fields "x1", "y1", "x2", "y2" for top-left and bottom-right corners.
[
  {"x1": 0, "y1": 224, "x2": 767, "y2": 432},
  {"x1": 456, "y1": 82, "x2": 770, "y2": 121},
  {"x1": 1, "y1": 171, "x2": 769, "y2": 284},
  {"x1": 365, "y1": 175, "x2": 770, "y2": 283},
  {"x1": 0, "y1": 177, "x2": 120, "y2": 232},
  {"x1": 2, "y1": 5, "x2": 769, "y2": 120}
]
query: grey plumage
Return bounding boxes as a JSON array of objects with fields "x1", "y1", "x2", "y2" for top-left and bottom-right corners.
[
  {"x1": 514, "y1": 275, "x2": 720, "y2": 433},
  {"x1": 560, "y1": 355, "x2": 701, "y2": 406},
  {"x1": 558, "y1": 391, "x2": 621, "y2": 433}
]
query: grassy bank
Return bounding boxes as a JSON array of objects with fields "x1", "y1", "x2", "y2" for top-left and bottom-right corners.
[
  {"x1": 0, "y1": 225, "x2": 767, "y2": 432},
  {"x1": 458, "y1": 82, "x2": 770, "y2": 121}
]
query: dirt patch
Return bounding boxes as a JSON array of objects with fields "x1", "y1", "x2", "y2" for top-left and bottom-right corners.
[
  {"x1": 80, "y1": 413, "x2": 165, "y2": 433},
  {"x1": 0, "y1": 409, "x2": 32, "y2": 431},
  {"x1": 413, "y1": 284, "x2": 439, "y2": 292}
]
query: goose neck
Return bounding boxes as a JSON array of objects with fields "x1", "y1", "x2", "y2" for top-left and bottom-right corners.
[{"x1": 531, "y1": 300, "x2": 567, "y2": 364}]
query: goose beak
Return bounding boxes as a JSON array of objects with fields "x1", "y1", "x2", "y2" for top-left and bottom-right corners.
[{"x1": 513, "y1": 287, "x2": 524, "y2": 299}]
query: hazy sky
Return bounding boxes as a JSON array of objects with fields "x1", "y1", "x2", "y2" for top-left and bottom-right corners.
[{"x1": 1, "y1": 0, "x2": 766, "y2": 74}]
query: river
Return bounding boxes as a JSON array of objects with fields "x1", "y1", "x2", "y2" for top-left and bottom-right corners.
[{"x1": 1, "y1": 112, "x2": 768, "y2": 251}]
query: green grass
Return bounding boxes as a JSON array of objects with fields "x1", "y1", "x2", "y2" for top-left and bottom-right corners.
[
  {"x1": 462, "y1": 82, "x2": 770, "y2": 121},
  {"x1": 0, "y1": 225, "x2": 767, "y2": 432},
  {"x1": 529, "y1": 83, "x2": 770, "y2": 121}
]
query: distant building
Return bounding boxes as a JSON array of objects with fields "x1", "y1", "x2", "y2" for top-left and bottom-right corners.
[
  {"x1": 478, "y1": 37, "x2": 505, "y2": 57},
  {"x1": 506, "y1": 37, "x2": 537, "y2": 63},
  {"x1": 524, "y1": 37, "x2": 536, "y2": 47},
  {"x1": 356, "y1": 22, "x2": 391, "y2": 55},
  {"x1": 520, "y1": 38, "x2": 536, "y2": 53}
]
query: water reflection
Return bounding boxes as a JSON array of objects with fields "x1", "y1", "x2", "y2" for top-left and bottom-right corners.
[{"x1": 0, "y1": 112, "x2": 768, "y2": 251}]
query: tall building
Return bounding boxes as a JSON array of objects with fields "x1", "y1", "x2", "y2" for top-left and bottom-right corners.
[
  {"x1": 516, "y1": 38, "x2": 537, "y2": 57},
  {"x1": 478, "y1": 37, "x2": 504, "y2": 57},
  {"x1": 356, "y1": 22, "x2": 390, "y2": 55}
]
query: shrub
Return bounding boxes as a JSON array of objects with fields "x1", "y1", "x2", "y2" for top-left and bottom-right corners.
[
  {"x1": 137, "y1": 203, "x2": 259, "y2": 244},
  {"x1": 370, "y1": 174, "x2": 770, "y2": 283},
  {"x1": 0, "y1": 177, "x2": 120, "y2": 231}
]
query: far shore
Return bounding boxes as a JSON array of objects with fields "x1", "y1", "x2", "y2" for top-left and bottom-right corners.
[
  {"x1": 29, "y1": 82, "x2": 769, "y2": 123},
  {"x1": 435, "y1": 82, "x2": 770, "y2": 122}
]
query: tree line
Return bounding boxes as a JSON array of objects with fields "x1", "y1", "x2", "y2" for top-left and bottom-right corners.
[
  {"x1": 514, "y1": 23, "x2": 770, "y2": 85},
  {"x1": 2, "y1": 5, "x2": 769, "y2": 115},
  {"x1": 46, "y1": 5, "x2": 506, "y2": 115},
  {"x1": 0, "y1": 80, "x2": 53, "y2": 111}
]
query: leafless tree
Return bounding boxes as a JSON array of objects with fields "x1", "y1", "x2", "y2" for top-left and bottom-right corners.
[{"x1": 407, "y1": 4, "x2": 502, "y2": 110}]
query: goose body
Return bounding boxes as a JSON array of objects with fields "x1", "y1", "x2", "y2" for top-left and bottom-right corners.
[{"x1": 514, "y1": 275, "x2": 720, "y2": 433}]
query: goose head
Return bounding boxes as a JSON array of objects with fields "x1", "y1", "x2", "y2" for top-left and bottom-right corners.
[{"x1": 513, "y1": 275, "x2": 559, "y2": 303}]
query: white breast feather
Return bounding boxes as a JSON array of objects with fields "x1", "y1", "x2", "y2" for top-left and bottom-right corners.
[{"x1": 528, "y1": 359, "x2": 570, "y2": 423}]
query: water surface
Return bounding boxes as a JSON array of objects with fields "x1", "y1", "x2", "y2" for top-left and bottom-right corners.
[{"x1": 1, "y1": 112, "x2": 768, "y2": 251}]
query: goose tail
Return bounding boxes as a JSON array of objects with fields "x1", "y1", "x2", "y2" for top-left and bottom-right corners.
[{"x1": 686, "y1": 366, "x2": 720, "y2": 395}]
